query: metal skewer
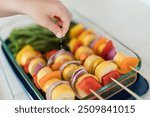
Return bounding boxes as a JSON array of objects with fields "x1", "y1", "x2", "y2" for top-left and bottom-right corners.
[
  {"x1": 111, "y1": 77, "x2": 142, "y2": 100},
  {"x1": 89, "y1": 89, "x2": 104, "y2": 100}
]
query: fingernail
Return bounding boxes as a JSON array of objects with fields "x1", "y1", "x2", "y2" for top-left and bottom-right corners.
[{"x1": 56, "y1": 33, "x2": 62, "y2": 38}]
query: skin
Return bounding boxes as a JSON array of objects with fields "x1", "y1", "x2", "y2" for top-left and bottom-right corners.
[{"x1": 0, "y1": 0, "x2": 72, "y2": 38}]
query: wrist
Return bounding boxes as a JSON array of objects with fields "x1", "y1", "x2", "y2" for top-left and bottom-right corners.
[
  {"x1": 13, "y1": 0, "x2": 38, "y2": 16},
  {"x1": 2, "y1": 0, "x2": 29, "y2": 15},
  {"x1": 0, "y1": 0, "x2": 25, "y2": 16},
  {"x1": 10, "y1": 0, "x2": 27, "y2": 14}
]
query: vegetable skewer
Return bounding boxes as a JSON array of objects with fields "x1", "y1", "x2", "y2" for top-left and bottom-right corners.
[{"x1": 13, "y1": 22, "x2": 147, "y2": 100}]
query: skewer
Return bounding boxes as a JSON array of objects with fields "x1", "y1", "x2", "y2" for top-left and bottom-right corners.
[
  {"x1": 89, "y1": 89, "x2": 104, "y2": 100},
  {"x1": 129, "y1": 66, "x2": 148, "y2": 79},
  {"x1": 111, "y1": 77, "x2": 142, "y2": 100}
]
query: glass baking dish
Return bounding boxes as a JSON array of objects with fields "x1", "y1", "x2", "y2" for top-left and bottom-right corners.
[{"x1": 0, "y1": 9, "x2": 142, "y2": 100}]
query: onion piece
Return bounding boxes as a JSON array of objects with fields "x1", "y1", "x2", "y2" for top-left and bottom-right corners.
[
  {"x1": 47, "y1": 49, "x2": 74, "y2": 65},
  {"x1": 47, "y1": 52, "x2": 58, "y2": 65},
  {"x1": 59, "y1": 61, "x2": 81, "y2": 73},
  {"x1": 54, "y1": 49, "x2": 66, "y2": 58},
  {"x1": 55, "y1": 49, "x2": 73, "y2": 58},
  {"x1": 46, "y1": 80, "x2": 69, "y2": 100},
  {"x1": 107, "y1": 48, "x2": 116, "y2": 60},
  {"x1": 47, "y1": 49, "x2": 65, "y2": 65},
  {"x1": 65, "y1": 51, "x2": 74, "y2": 58},
  {"x1": 70, "y1": 67, "x2": 88, "y2": 99},
  {"x1": 33, "y1": 62, "x2": 45, "y2": 76}
]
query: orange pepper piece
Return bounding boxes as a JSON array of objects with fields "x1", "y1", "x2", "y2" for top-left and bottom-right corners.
[
  {"x1": 51, "y1": 62, "x2": 63, "y2": 71},
  {"x1": 33, "y1": 75, "x2": 41, "y2": 89},
  {"x1": 119, "y1": 57, "x2": 139, "y2": 74},
  {"x1": 93, "y1": 37, "x2": 107, "y2": 55},
  {"x1": 39, "y1": 71, "x2": 62, "y2": 88},
  {"x1": 79, "y1": 54, "x2": 89, "y2": 64}
]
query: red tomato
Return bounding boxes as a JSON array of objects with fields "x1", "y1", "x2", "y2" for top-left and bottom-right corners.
[
  {"x1": 23, "y1": 58, "x2": 34, "y2": 73},
  {"x1": 78, "y1": 76, "x2": 102, "y2": 95},
  {"x1": 102, "y1": 70, "x2": 120, "y2": 86},
  {"x1": 44, "y1": 50, "x2": 57, "y2": 60},
  {"x1": 23, "y1": 62, "x2": 30, "y2": 73},
  {"x1": 101, "y1": 40, "x2": 114, "y2": 60},
  {"x1": 72, "y1": 41, "x2": 83, "y2": 54},
  {"x1": 77, "y1": 30, "x2": 84, "y2": 37}
]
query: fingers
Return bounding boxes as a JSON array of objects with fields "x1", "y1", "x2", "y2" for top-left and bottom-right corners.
[
  {"x1": 60, "y1": 6, "x2": 73, "y2": 35},
  {"x1": 52, "y1": 16, "x2": 63, "y2": 27},
  {"x1": 57, "y1": 0, "x2": 73, "y2": 19},
  {"x1": 42, "y1": 16, "x2": 63, "y2": 38},
  {"x1": 51, "y1": 9, "x2": 72, "y2": 37},
  {"x1": 37, "y1": 0, "x2": 73, "y2": 38}
]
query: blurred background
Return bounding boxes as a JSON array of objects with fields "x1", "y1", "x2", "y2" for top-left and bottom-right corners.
[{"x1": 0, "y1": 0, "x2": 150, "y2": 99}]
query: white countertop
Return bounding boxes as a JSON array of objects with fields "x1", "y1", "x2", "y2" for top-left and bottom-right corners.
[{"x1": 0, "y1": 0, "x2": 150, "y2": 99}]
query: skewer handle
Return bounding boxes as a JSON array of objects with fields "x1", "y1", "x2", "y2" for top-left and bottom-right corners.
[
  {"x1": 129, "y1": 66, "x2": 148, "y2": 80},
  {"x1": 111, "y1": 77, "x2": 142, "y2": 100},
  {"x1": 89, "y1": 89, "x2": 104, "y2": 100}
]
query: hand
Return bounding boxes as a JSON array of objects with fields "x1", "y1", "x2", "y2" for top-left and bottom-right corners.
[
  {"x1": 22, "y1": 0, "x2": 72, "y2": 38},
  {"x1": 0, "y1": 0, "x2": 72, "y2": 38}
]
